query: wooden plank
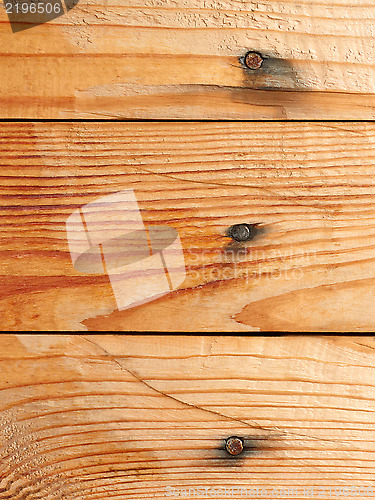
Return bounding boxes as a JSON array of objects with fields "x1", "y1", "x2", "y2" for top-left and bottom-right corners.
[
  {"x1": 0, "y1": 334, "x2": 374, "y2": 499},
  {"x1": 1, "y1": 121, "x2": 375, "y2": 331},
  {"x1": 1, "y1": 0, "x2": 375, "y2": 118}
]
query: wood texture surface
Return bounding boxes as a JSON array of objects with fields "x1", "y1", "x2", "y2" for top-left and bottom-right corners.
[
  {"x1": 1, "y1": 121, "x2": 375, "y2": 331},
  {"x1": 2, "y1": 0, "x2": 375, "y2": 118},
  {"x1": 0, "y1": 334, "x2": 374, "y2": 499}
]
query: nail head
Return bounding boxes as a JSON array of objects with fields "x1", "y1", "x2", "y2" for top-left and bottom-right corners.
[
  {"x1": 244, "y1": 51, "x2": 264, "y2": 70},
  {"x1": 227, "y1": 223, "x2": 260, "y2": 242},
  {"x1": 225, "y1": 436, "x2": 244, "y2": 456}
]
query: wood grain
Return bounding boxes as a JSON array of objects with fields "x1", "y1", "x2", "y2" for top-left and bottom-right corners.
[
  {"x1": 2, "y1": 0, "x2": 375, "y2": 118},
  {"x1": 1, "y1": 121, "x2": 375, "y2": 331},
  {"x1": 0, "y1": 334, "x2": 374, "y2": 499}
]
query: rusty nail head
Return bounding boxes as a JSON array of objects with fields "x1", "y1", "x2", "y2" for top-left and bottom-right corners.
[
  {"x1": 225, "y1": 436, "x2": 244, "y2": 456},
  {"x1": 244, "y1": 51, "x2": 264, "y2": 70}
]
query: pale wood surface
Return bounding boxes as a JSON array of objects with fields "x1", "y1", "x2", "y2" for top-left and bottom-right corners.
[
  {"x1": 0, "y1": 334, "x2": 374, "y2": 499},
  {"x1": 1, "y1": 121, "x2": 375, "y2": 331},
  {"x1": 2, "y1": 0, "x2": 375, "y2": 118}
]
